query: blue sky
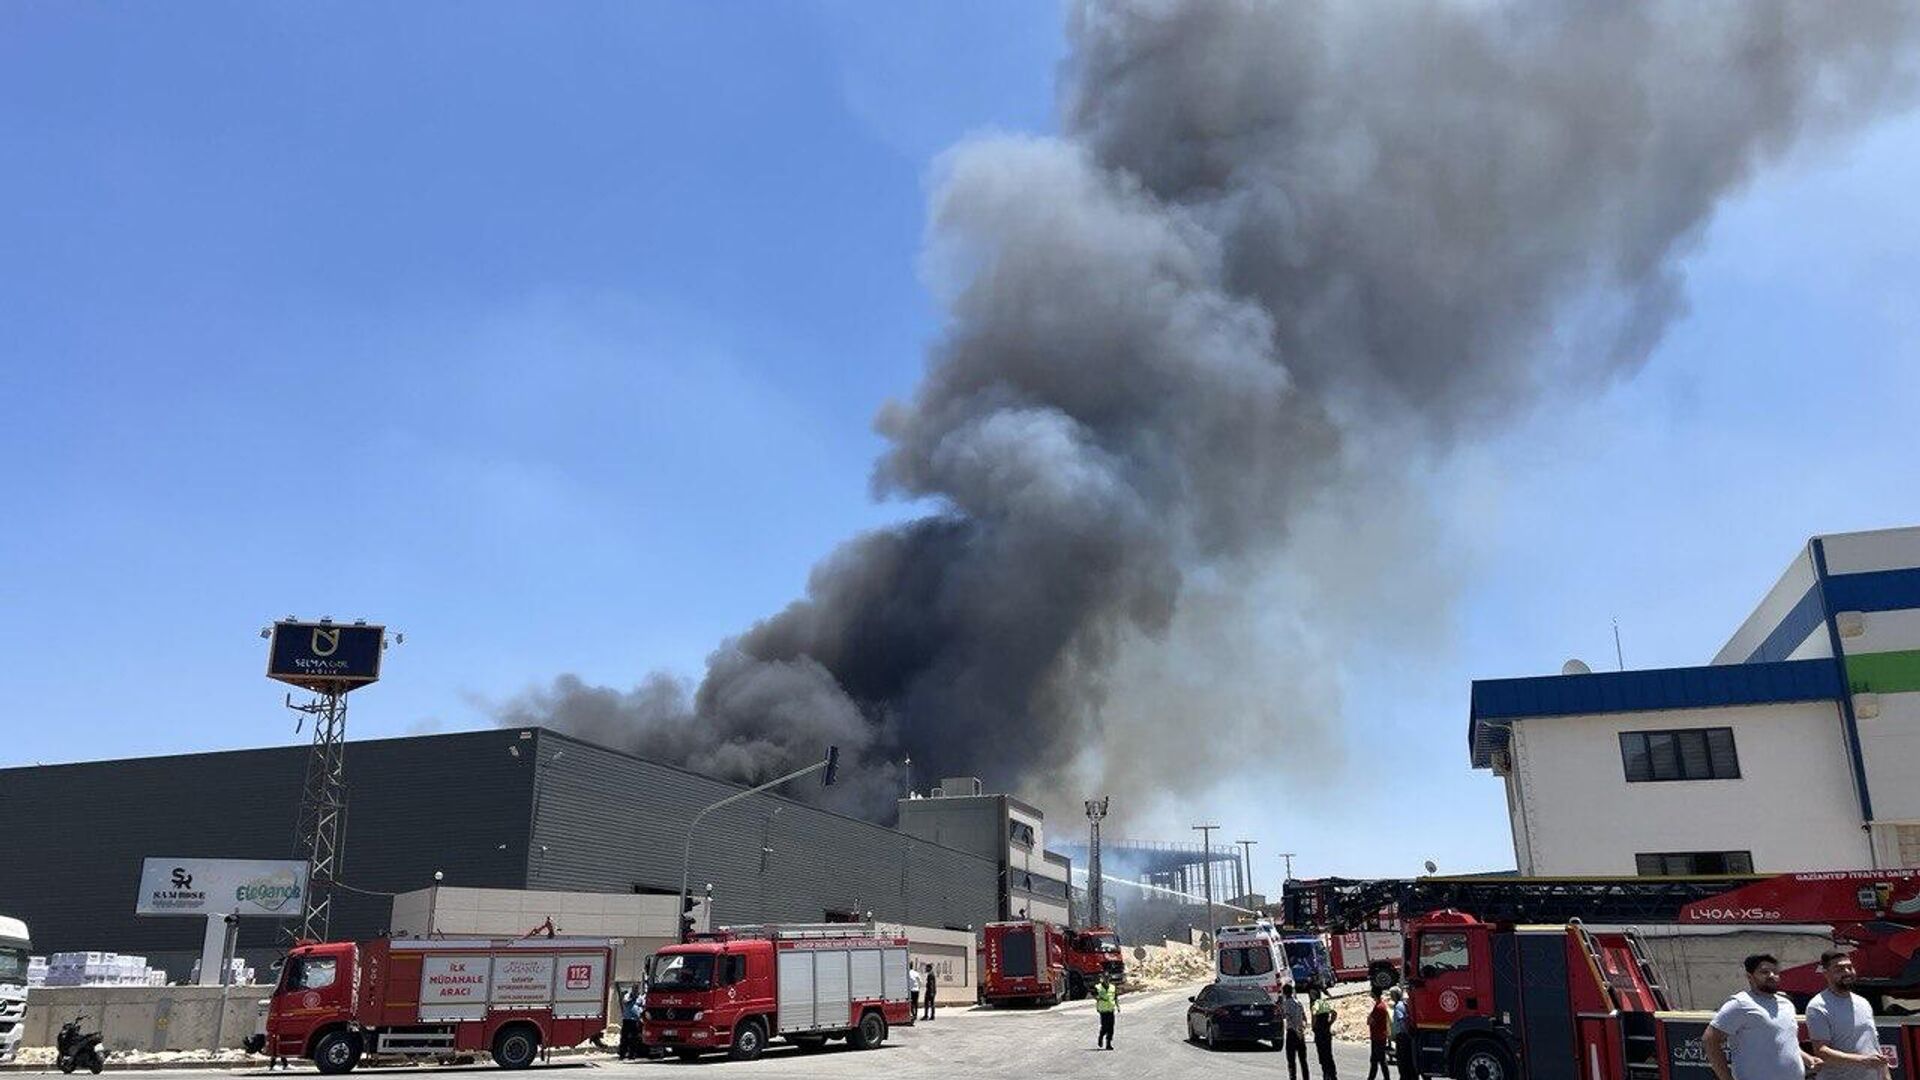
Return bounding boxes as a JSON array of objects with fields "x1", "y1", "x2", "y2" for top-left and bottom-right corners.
[{"x1": 5, "y1": 2, "x2": 1918, "y2": 882}]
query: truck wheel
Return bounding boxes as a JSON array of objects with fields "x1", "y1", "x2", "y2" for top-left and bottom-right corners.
[
  {"x1": 1452, "y1": 1038, "x2": 1517, "y2": 1080},
  {"x1": 312, "y1": 1031, "x2": 363, "y2": 1075},
  {"x1": 491, "y1": 1026, "x2": 541, "y2": 1070},
  {"x1": 849, "y1": 1011, "x2": 887, "y2": 1050},
  {"x1": 728, "y1": 1020, "x2": 766, "y2": 1062},
  {"x1": 1067, "y1": 973, "x2": 1085, "y2": 1001},
  {"x1": 1370, "y1": 962, "x2": 1398, "y2": 994}
]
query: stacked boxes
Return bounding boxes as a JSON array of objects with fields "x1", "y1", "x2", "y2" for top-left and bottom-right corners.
[{"x1": 39, "y1": 952, "x2": 171, "y2": 986}]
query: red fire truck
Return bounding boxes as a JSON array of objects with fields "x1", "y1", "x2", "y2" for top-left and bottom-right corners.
[
  {"x1": 978, "y1": 920, "x2": 1068, "y2": 1006},
  {"x1": 641, "y1": 923, "x2": 912, "y2": 1061},
  {"x1": 1287, "y1": 870, "x2": 1920, "y2": 1005},
  {"x1": 1402, "y1": 909, "x2": 1920, "y2": 1080},
  {"x1": 262, "y1": 936, "x2": 612, "y2": 1074},
  {"x1": 1063, "y1": 927, "x2": 1125, "y2": 999},
  {"x1": 1330, "y1": 930, "x2": 1405, "y2": 985}
]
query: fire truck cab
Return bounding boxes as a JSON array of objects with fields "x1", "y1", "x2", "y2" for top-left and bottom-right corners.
[{"x1": 1404, "y1": 910, "x2": 1667, "y2": 1080}]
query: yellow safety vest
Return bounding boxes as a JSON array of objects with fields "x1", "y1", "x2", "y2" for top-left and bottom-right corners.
[{"x1": 1094, "y1": 984, "x2": 1118, "y2": 1013}]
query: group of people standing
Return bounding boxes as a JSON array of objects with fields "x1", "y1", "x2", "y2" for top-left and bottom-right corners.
[{"x1": 1706, "y1": 951, "x2": 1889, "y2": 1080}]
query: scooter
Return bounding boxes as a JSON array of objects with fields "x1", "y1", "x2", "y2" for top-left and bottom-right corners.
[{"x1": 56, "y1": 1016, "x2": 106, "y2": 1075}]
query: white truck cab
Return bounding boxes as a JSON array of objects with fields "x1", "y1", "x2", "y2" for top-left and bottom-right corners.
[{"x1": 0, "y1": 916, "x2": 31, "y2": 1065}]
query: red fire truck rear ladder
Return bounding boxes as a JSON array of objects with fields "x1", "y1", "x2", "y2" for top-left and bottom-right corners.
[
  {"x1": 1571, "y1": 922, "x2": 1671, "y2": 1080},
  {"x1": 695, "y1": 923, "x2": 886, "y2": 942}
]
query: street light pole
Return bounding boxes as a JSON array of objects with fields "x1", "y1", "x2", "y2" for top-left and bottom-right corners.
[
  {"x1": 679, "y1": 747, "x2": 840, "y2": 941},
  {"x1": 1192, "y1": 824, "x2": 1220, "y2": 943}
]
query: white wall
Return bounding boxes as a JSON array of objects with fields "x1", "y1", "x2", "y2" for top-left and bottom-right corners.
[
  {"x1": 1818, "y1": 526, "x2": 1920, "y2": 575},
  {"x1": 1842, "y1": 608, "x2": 1920, "y2": 656},
  {"x1": 1715, "y1": 548, "x2": 1816, "y2": 664},
  {"x1": 1506, "y1": 702, "x2": 1871, "y2": 874},
  {"x1": 1858, "y1": 691, "x2": 1920, "y2": 823}
]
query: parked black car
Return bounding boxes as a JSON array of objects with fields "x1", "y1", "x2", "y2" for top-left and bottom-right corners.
[{"x1": 1185, "y1": 984, "x2": 1281, "y2": 1050}]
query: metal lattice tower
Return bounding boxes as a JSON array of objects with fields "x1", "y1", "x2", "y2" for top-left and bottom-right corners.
[
  {"x1": 1084, "y1": 797, "x2": 1109, "y2": 927},
  {"x1": 288, "y1": 690, "x2": 348, "y2": 943}
]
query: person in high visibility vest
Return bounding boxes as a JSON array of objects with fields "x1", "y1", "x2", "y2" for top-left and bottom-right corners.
[{"x1": 1094, "y1": 973, "x2": 1119, "y2": 1050}]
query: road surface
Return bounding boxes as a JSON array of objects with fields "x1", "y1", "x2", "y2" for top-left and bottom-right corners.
[{"x1": 51, "y1": 987, "x2": 1384, "y2": 1080}]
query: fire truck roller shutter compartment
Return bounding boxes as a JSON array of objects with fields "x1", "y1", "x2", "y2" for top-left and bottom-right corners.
[
  {"x1": 851, "y1": 950, "x2": 882, "y2": 1002},
  {"x1": 816, "y1": 950, "x2": 851, "y2": 1029},
  {"x1": 777, "y1": 951, "x2": 817, "y2": 1034},
  {"x1": 551, "y1": 953, "x2": 608, "y2": 1019},
  {"x1": 883, "y1": 949, "x2": 909, "y2": 1002},
  {"x1": 1002, "y1": 927, "x2": 1036, "y2": 979}
]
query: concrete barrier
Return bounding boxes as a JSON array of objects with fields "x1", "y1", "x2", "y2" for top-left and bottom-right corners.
[{"x1": 21, "y1": 986, "x2": 263, "y2": 1053}]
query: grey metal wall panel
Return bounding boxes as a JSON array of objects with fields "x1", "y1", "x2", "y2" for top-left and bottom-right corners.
[
  {"x1": 525, "y1": 731, "x2": 1000, "y2": 932},
  {"x1": 0, "y1": 730, "x2": 535, "y2": 977}
]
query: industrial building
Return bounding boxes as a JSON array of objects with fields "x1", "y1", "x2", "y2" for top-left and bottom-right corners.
[
  {"x1": 0, "y1": 727, "x2": 1001, "y2": 979},
  {"x1": 1471, "y1": 525, "x2": 1920, "y2": 875},
  {"x1": 896, "y1": 778, "x2": 1074, "y2": 926}
]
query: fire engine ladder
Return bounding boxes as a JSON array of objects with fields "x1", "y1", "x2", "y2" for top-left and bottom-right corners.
[
  {"x1": 1573, "y1": 925, "x2": 1669, "y2": 1080},
  {"x1": 711, "y1": 923, "x2": 881, "y2": 941}
]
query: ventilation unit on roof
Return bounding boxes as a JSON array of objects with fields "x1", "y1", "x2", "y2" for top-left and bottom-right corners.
[{"x1": 1562, "y1": 659, "x2": 1592, "y2": 676}]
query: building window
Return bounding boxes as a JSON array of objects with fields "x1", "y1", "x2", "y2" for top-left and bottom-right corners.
[
  {"x1": 1893, "y1": 826, "x2": 1920, "y2": 868},
  {"x1": 1008, "y1": 821, "x2": 1035, "y2": 848},
  {"x1": 1635, "y1": 851, "x2": 1754, "y2": 876},
  {"x1": 1619, "y1": 728, "x2": 1740, "y2": 782}
]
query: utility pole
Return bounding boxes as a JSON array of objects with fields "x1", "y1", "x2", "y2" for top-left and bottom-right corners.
[
  {"x1": 1084, "y1": 797, "x2": 1109, "y2": 929},
  {"x1": 1236, "y1": 839, "x2": 1257, "y2": 901},
  {"x1": 1277, "y1": 851, "x2": 1296, "y2": 910},
  {"x1": 1192, "y1": 824, "x2": 1220, "y2": 943}
]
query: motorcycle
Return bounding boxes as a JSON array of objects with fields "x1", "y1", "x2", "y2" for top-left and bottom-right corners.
[{"x1": 56, "y1": 1016, "x2": 106, "y2": 1075}]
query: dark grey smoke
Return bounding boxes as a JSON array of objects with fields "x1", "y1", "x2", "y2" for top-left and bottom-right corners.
[{"x1": 506, "y1": 0, "x2": 1918, "y2": 820}]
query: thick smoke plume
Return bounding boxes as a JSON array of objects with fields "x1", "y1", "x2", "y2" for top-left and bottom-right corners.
[{"x1": 504, "y1": 0, "x2": 1918, "y2": 819}]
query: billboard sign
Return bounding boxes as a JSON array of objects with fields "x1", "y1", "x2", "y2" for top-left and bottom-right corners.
[
  {"x1": 267, "y1": 621, "x2": 383, "y2": 692},
  {"x1": 136, "y1": 858, "x2": 309, "y2": 918}
]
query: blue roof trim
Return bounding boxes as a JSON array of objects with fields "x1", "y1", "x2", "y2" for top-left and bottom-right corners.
[
  {"x1": 1744, "y1": 583, "x2": 1826, "y2": 663},
  {"x1": 1468, "y1": 658, "x2": 1843, "y2": 768},
  {"x1": 1823, "y1": 567, "x2": 1920, "y2": 615}
]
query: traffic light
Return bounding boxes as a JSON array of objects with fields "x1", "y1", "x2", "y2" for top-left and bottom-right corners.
[
  {"x1": 822, "y1": 745, "x2": 840, "y2": 787},
  {"x1": 680, "y1": 894, "x2": 698, "y2": 943}
]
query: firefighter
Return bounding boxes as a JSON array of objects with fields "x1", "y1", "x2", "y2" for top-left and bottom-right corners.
[
  {"x1": 617, "y1": 984, "x2": 643, "y2": 1060},
  {"x1": 1312, "y1": 987, "x2": 1339, "y2": 1080},
  {"x1": 1094, "y1": 972, "x2": 1118, "y2": 1049}
]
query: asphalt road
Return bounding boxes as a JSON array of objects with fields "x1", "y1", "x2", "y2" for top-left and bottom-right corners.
[{"x1": 36, "y1": 987, "x2": 1384, "y2": 1080}]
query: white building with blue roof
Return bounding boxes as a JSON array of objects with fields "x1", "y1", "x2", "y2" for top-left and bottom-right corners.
[{"x1": 1471, "y1": 525, "x2": 1920, "y2": 876}]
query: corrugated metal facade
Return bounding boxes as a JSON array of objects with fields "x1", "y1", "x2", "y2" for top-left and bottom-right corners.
[
  {"x1": 0, "y1": 728, "x2": 999, "y2": 978},
  {"x1": 0, "y1": 729, "x2": 535, "y2": 976},
  {"x1": 524, "y1": 730, "x2": 1000, "y2": 931}
]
